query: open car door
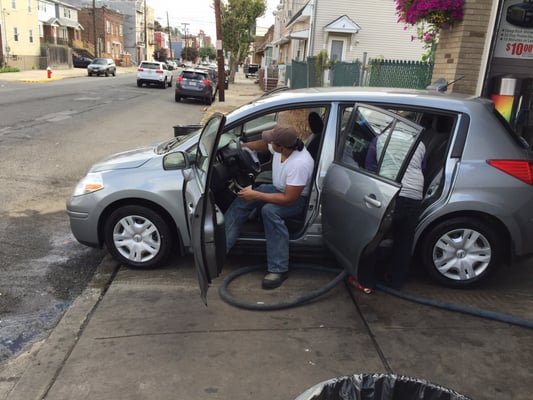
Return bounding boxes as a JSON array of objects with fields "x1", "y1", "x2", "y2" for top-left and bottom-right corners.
[
  {"x1": 322, "y1": 103, "x2": 424, "y2": 280},
  {"x1": 185, "y1": 113, "x2": 227, "y2": 304}
]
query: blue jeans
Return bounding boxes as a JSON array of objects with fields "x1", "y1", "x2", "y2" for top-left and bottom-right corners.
[{"x1": 224, "y1": 184, "x2": 307, "y2": 273}]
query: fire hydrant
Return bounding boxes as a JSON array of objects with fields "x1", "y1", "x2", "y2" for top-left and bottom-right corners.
[{"x1": 46, "y1": 67, "x2": 52, "y2": 79}]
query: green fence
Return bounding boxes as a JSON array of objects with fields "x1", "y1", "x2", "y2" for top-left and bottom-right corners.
[
  {"x1": 285, "y1": 58, "x2": 433, "y2": 90},
  {"x1": 367, "y1": 59, "x2": 433, "y2": 89}
]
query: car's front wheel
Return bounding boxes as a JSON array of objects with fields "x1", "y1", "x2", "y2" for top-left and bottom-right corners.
[
  {"x1": 104, "y1": 205, "x2": 174, "y2": 268},
  {"x1": 420, "y1": 217, "x2": 502, "y2": 287},
  {"x1": 175, "y1": 93, "x2": 181, "y2": 102}
]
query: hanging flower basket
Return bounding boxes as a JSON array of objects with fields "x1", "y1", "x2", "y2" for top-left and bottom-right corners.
[{"x1": 394, "y1": 0, "x2": 465, "y2": 61}]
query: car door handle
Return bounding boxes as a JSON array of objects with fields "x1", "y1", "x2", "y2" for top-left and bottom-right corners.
[{"x1": 364, "y1": 194, "x2": 382, "y2": 208}]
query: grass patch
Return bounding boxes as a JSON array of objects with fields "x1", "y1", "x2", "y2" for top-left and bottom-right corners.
[{"x1": 0, "y1": 67, "x2": 21, "y2": 73}]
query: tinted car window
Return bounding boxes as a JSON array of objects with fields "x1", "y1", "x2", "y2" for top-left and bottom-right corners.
[{"x1": 181, "y1": 71, "x2": 208, "y2": 80}]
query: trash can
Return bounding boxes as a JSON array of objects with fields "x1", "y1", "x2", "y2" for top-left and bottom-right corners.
[
  {"x1": 173, "y1": 124, "x2": 203, "y2": 137},
  {"x1": 294, "y1": 374, "x2": 471, "y2": 400}
]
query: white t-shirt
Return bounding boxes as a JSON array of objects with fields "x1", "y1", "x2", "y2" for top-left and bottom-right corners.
[{"x1": 270, "y1": 146, "x2": 314, "y2": 197}]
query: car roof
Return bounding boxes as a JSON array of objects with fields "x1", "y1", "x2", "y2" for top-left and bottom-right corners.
[{"x1": 225, "y1": 86, "x2": 491, "y2": 123}]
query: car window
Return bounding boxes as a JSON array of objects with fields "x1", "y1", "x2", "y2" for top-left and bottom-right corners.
[
  {"x1": 339, "y1": 104, "x2": 421, "y2": 182},
  {"x1": 140, "y1": 62, "x2": 161, "y2": 69}
]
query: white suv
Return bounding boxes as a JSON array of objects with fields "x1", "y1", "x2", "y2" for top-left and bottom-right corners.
[{"x1": 137, "y1": 61, "x2": 173, "y2": 88}]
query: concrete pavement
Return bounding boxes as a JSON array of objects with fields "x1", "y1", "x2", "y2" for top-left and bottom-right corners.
[{"x1": 1, "y1": 67, "x2": 533, "y2": 399}]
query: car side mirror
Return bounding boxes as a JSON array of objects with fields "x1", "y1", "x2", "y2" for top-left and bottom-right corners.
[{"x1": 163, "y1": 151, "x2": 193, "y2": 170}]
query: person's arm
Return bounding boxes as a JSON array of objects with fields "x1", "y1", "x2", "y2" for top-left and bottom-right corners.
[
  {"x1": 242, "y1": 139, "x2": 269, "y2": 153},
  {"x1": 237, "y1": 184, "x2": 304, "y2": 206}
]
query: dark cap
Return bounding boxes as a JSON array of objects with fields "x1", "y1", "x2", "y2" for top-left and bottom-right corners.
[{"x1": 262, "y1": 125, "x2": 298, "y2": 148}]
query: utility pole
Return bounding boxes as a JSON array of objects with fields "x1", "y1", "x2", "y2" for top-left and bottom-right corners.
[
  {"x1": 92, "y1": 0, "x2": 97, "y2": 57},
  {"x1": 182, "y1": 22, "x2": 189, "y2": 63},
  {"x1": 143, "y1": 0, "x2": 147, "y2": 59},
  {"x1": 214, "y1": 0, "x2": 225, "y2": 101},
  {"x1": 166, "y1": 11, "x2": 172, "y2": 60}
]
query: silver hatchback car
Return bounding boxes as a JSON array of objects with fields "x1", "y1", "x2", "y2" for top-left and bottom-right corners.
[{"x1": 67, "y1": 87, "x2": 533, "y2": 291}]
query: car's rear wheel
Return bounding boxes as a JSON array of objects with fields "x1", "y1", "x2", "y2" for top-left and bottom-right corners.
[
  {"x1": 168, "y1": 78, "x2": 172, "y2": 87},
  {"x1": 104, "y1": 205, "x2": 174, "y2": 268},
  {"x1": 205, "y1": 92, "x2": 213, "y2": 105},
  {"x1": 175, "y1": 94, "x2": 181, "y2": 102},
  {"x1": 420, "y1": 217, "x2": 502, "y2": 287},
  {"x1": 161, "y1": 79, "x2": 167, "y2": 89}
]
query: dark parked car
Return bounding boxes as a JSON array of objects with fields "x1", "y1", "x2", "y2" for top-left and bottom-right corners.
[
  {"x1": 87, "y1": 58, "x2": 116, "y2": 77},
  {"x1": 73, "y1": 57, "x2": 93, "y2": 68},
  {"x1": 175, "y1": 68, "x2": 216, "y2": 105},
  {"x1": 67, "y1": 87, "x2": 533, "y2": 296}
]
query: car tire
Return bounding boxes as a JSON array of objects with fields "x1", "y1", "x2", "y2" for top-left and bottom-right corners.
[
  {"x1": 161, "y1": 79, "x2": 167, "y2": 89},
  {"x1": 105, "y1": 71, "x2": 109, "y2": 77},
  {"x1": 104, "y1": 205, "x2": 174, "y2": 268},
  {"x1": 205, "y1": 92, "x2": 213, "y2": 105},
  {"x1": 168, "y1": 78, "x2": 172, "y2": 87},
  {"x1": 112, "y1": 70, "x2": 116, "y2": 77},
  {"x1": 137, "y1": 81, "x2": 142, "y2": 87},
  {"x1": 175, "y1": 94, "x2": 181, "y2": 102},
  {"x1": 88, "y1": 72, "x2": 92, "y2": 76},
  {"x1": 420, "y1": 217, "x2": 502, "y2": 288}
]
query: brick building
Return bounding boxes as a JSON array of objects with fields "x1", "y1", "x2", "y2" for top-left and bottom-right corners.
[{"x1": 78, "y1": 5, "x2": 124, "y2": 61}]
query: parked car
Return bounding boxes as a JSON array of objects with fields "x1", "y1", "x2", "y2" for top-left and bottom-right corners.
[
  {"x1": 87, "y1": 58, "x2": 116, "y2": 77},
  {"x1": 67, "y1": 87, "x2": 533, "y2": 296},
  {"x1": 244, "y1": 63, "x2": 260, "y2": 78},
  {"x1": 137, "y1": 60, "x2": 173, "y2": 88},
  {"x1": 175, "y1": 68, "x2": 216, "y2": 105},
  {"x1": 166, "y1": 60, "x2": 177, "y2": 70},
  {"x1": 73, "y1": 57, "x2": 93, "y2": 68}
]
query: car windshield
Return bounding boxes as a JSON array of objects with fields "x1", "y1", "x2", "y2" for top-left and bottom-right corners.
[
  {"x1": 141, "y1": 63, "x2": 160, "y2": 69},
  {"x1": 182, "y1": 71, "x2": 207, "y2": 80},
  {"x1": 93, "y1": 59, "x2": 106, "y2": 65}
]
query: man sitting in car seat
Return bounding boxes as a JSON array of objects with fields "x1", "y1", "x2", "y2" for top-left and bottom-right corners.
[{"x1": 224, "y1": 124, "x2": 315, "y2": 289}]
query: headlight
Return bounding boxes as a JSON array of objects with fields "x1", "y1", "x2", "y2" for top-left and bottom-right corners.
[{"x1": 72, "y1": 173, "x2": 104, "y2": 196}]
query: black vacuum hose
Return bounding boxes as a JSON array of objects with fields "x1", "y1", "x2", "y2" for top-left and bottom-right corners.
[
  {"x1": 218, "y1": 264, "x2": 347, "y2": 311},
  {"x1": 219, "y1": 264, "x2": 533, "y2": 330},
  {"x1": 375, "y1": 283, "x2": 533, "y2": 330}
]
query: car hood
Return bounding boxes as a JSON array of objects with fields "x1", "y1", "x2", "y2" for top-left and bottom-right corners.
[{"x1": 89, "y1": 146, "x2": 156, "y2": 172}]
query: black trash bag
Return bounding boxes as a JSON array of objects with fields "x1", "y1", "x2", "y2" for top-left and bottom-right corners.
[{"x1": 294, "y1": 373, "x2": 471, "y2": 400}]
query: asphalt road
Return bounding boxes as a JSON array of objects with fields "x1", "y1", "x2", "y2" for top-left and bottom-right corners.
[{"x1": 0, "y1": 73, "x2": 204, "y2": 362}]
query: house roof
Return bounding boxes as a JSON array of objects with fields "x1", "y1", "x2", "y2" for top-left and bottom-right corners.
[
  {"x1": 324, "y1": 15, "x2": 360, "y2": 34},
  {"x1": 57, "y1": 18, "x2": 84, "y2": 30}
]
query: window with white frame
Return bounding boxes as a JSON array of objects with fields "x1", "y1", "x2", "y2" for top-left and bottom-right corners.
[
  {"x1": 106, "y1": 20, "x2": 110, "y2": 33},
  {"x1": 27, "y1": 0, "x2": 31, "y2": 12},
  {"x1": 330, "y1": 39, "x2": 344, "y2": 62},
  {"x1": 29, "y1": 29, "x2": 33, "y2": 42},
  {"x1": 106, "y1": 41, "x2": 111, "y2": 54},
  {"x1": 11, "y1": 0, "x2": 16, "y2": 9},
  {"x1": 119, "y1": 25, "x2": 123, "y2": 36},
  {"x1": 14, "y1": 27, "x2": 19, "y2": 41}
]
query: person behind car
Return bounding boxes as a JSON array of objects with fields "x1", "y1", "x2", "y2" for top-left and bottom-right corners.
[
  {"x1": 224, "y1": 124, "x2": 315, "y2": 289},
  {"x1": 361, "y1": 133, "x2": 426, "y2": 290}
]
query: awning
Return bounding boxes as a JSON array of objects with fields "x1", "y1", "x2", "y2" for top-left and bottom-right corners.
[
  {"x1": 271, "y1": 36, "x2": 290, "y2": 46},
  {"x1": 289, "y1": 29, "x2": 309, "y2": 40},
  {"x1": 56, "y1": 18, "x2": 83, "y2": 30}
]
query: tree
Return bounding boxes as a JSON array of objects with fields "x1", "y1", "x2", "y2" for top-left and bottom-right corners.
[
  {"x1": 199, "y1": 45, "x2": 217, "y2": 61},
  {"x1": 221, "y1": 0, "x2": 266, "y2": 83},
  {"x1": 154, "y1": 20, "x2": 163, "y2": 32},
  {"x1": 181, "y1": 46, "x2": 198, "y2": 62}
]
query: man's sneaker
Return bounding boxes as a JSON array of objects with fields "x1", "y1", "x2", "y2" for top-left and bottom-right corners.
[{"x1": 262, "y1": 272, "x2": 288, "y2": 289}]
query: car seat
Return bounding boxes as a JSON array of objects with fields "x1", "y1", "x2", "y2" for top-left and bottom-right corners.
[{"x1": 306, "y1": 111, "x2": 324, "y2": 160}]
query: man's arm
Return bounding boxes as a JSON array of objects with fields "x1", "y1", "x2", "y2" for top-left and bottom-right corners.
[
  {"x1": 242, "y1": 139, "x2": 269, "y2": 153},
  {"x1": 238, "y1": 185, "x2": 304, "y2": 207}
]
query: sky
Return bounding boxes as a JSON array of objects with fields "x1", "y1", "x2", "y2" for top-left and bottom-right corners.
[{"x1": 147, "y1": 0, "x2": 277, "y2": 40}]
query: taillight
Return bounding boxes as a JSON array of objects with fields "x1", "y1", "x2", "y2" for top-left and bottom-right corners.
[
  {"x1": 156, "y1": 70, "x2": 163, "y2": 74},
  {"x1": 137, "y1": 68, "x2": 144, "y2": 71},
  {"x1": 177, "y1": 77, "x2": 184, "y2": 82},
  {"x1": 202, "y1": 79, "x2": 210, "y2": 85},
  {"x1": 487, "y1": 160, "x2": 533, "y2": 185}
]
